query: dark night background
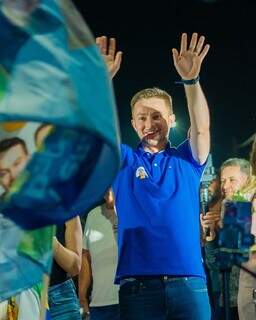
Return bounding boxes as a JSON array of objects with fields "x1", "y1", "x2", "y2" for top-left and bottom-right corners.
[{"x1": 74, "y1": 0, "x2": 255, "y2": 170}]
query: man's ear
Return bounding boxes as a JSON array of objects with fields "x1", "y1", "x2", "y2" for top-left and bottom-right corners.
[
  {"x1": 131, "y1": 118, "x2": 136, "y2": 131},
  {"x1": 170, "y1": 113, "x2": 176, "y2": 127}
]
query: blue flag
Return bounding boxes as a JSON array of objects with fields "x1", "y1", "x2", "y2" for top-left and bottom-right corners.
[
  {"x1": 45, "y1": 310, "x2": 52, "y2": 320},
  {"x1": 0, "y1": 0, "x2": 121, "y2": 229},
  {"x1": 0, "y1": 213, "x2": 54, "y2": 301}
]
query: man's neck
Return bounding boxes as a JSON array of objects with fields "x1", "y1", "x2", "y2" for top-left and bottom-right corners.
[{"x1": 142, "y1": 140, "x2": 168, "y2": 154}]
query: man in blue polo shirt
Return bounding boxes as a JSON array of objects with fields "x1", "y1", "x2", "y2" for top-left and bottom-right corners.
[{"x1": 96, "y1": 33, "x2": 211, "y2": 319}]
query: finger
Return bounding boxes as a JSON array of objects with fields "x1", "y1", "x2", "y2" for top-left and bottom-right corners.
[
  {"x1": 188, "y1": 32, "x2": 198, "y2": 52},
  {"x1": 172, "y1": 48, "x2": 179, "y2": 67},
  {"x1": 108, "y1": 38, "x2": 116, "y2": 59},
  {"x1": 96, "y1": 36, "x2": 103, "y2": 52},
  {"x1": 195, "y1": 35, "x2": 205, "y2": 54},
  {"x1": 113, "y1": 51, "x2": 123, "y2": 72},
  {"x1": 203, "y1": 222, "x2": 215, "y2": 228},
  {"x1": 206, "y1": 213, "x2": 220, "y2": 219},
  {"x1": 203, "y1": 220, "x2": 217, "y2": 226},
  {"x1": 180, "y1": 33, "x2": 187, "y2": 54},
  {"x1": 199, "y1": 44, "x2": 210, "y2": 61},
  {"x1": 205, "y1": 214, "x2": 220, "y2": 220},
  {"x1": 101, "y1": 36, "x2": 107, "y2": 55},
  {"x1": 202, "y1": 216, "x2": 219, "y2": 223},
  {"x1": 205, "y1": 211, "x2": 220, "y2": 216}
]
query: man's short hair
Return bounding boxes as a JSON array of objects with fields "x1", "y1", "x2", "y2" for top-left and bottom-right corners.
[
  {"x1": 130, "y1": 87, "x2": 173, "y2": 114},
  {"x1": 0, "y1": 137, "x2": 28, "y2": 155},
  {"x1": 220, "y1": 158, "x2": 251, "y2": 177}
]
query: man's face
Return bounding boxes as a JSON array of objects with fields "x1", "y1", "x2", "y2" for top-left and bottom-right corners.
[
  {"x1": 220, "y1": 165, "x2": 248, "y2": 199},
  {"x1": 0, "y1": 144, "x2": 29, "y2": 192},
  {"x1": 131, "y1": 97, "x2": 175, "y2": 149},
  {"x1": 208, "y1": 178, "x2": 220, "y2": 198}
]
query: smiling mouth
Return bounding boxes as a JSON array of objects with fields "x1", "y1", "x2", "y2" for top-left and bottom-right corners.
[
  {"x1": 143, "y1": 131, "x2": 158, "y2": 139},
  {"x1": 223, "y1": 191, "x2": 233, "y2": 198}
]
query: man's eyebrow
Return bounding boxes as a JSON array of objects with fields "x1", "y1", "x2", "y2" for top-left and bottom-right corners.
[
  {"x1": 136, "y1": 111, "x2": 161, "y2": 115},
  {"x1": 0, "y1": 169, "x2": 9, "y2": 174},
  {"x1": 221, "y1": 175, "x2": 237, "y2": 180}
]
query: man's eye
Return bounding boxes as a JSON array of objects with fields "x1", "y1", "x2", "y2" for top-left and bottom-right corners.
[
  {"x1": 0, "y1": 171, "x2": 8, "y2": 179},
  {"x1": 14, "y1": 158, "x2": 22, "y2": 166}
]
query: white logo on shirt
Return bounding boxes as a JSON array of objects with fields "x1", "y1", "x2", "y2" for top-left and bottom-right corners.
[{"x1": 135, "y1": 166, "x2": 148, "y2": 179}]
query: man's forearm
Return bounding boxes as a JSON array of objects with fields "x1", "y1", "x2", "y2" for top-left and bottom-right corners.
[
  {"x1": 185, "y1": 82, "x2": 210, "y2": 163},
  {"x1": 53, "y1": 239, "x2": 81, "y2": 276},
  {"x1": 185, "y1": 83, "x2": 210, "y2": 132},
  {"x1": 78, "y1": 251, "x2": 92, "y2": 302},
  {"x1": 78, "y1": 280, "x2": 90, "y2": 302}
]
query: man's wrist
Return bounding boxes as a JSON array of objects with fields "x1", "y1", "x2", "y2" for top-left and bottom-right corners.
[{"x1": 175, "y1": 75, "x2": 200, "y2": 85}]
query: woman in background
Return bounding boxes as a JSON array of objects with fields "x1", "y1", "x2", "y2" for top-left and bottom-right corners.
[{"x1": 48, "y1": 216, "x2": 83, "y2": 320}]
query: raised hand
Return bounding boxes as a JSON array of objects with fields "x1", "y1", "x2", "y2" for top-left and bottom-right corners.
[
  {"x1": 172, "y1": 33, "x2": 210, "y2": 80},
  {"x1": 96, "y1": 36, "x2": 122, "y2": 79}
]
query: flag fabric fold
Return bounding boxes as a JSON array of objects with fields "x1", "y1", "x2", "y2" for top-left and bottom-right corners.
[
  {"x1": 0, "y1": 0, "x2": 121, "y2": 229},
  {"x1": 0, "y1": 213, "x2": 54, "y2": 301}
]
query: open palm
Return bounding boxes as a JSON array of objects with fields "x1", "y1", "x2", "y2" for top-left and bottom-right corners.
[
  {"x1": 172, "y1": 33, "x2": 210, "y2": 80},
  {"x1": 96, "y1": 36, "x2": 122, "y2": 79}
]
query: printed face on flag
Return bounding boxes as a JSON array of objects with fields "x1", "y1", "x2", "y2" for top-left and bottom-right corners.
[
  {"x1": 0, "y1": 121, "x2": 51, "y2": 195},
  {"x1": 0, "y1": 138, "x2": 29, "y2": 192}
]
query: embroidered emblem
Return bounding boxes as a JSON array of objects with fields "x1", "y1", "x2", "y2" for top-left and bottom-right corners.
[{"x1": 135, "y1": 166, "x2": 148, "y2": 179}]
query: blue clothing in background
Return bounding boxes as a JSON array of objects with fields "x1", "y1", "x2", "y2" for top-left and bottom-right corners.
[{"x1": 48, "y1": 278, "x2": 81, "y2": 320}]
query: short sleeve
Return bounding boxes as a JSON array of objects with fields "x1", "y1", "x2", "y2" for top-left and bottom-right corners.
[{"x1": 176, "y1": 139, "x2": 207, "y2": 177}]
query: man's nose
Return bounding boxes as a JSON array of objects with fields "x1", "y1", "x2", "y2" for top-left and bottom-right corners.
[
  {"x1": 145, "y1": 117, "x2": 153, "y2": 129},
  {"x1": 222, "y1": 180, "x2": 230, "y2": 190},
  {"x1": 9, "y1": 168, "x2": 18, "y2": 182}
]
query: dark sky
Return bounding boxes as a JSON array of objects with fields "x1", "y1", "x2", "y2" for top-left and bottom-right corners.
[{"x1": 74, "y1": 0, "x2": 255, "y2": 169}]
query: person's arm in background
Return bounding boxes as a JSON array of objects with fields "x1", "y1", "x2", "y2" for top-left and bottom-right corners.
[
  {"x1": 172, "y1": 33, "x2": 210, "y2": 165},
  {"x1": 200, "y1": 210, "x2": 221, "y2": 271},
  {"x1": 53, "y1": 216, "x2": 83, "y2": 276},
  {"x1": 101, "y1": 189, "x2": 118, "y2": 241},
  {"x1": 78, "y1": 249, "x2": 92, "y2": 316}
]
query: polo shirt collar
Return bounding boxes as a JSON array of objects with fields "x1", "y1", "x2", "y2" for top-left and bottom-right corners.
[{"x1": 136, "y1": 141, "x2": 172, "y2": 156}]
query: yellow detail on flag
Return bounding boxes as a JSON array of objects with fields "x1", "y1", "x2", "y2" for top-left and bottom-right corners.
[
  {"x1": 1, "y1": 122, "x2": 27, "y2": 132},
  {"x1": 7, "y1": 297, "x2": 18, "y2": 320}
]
